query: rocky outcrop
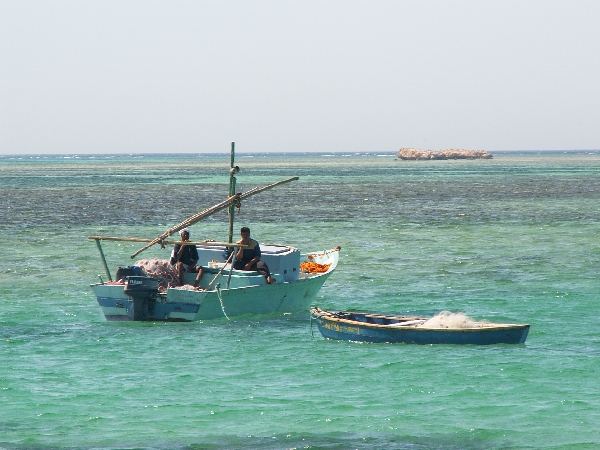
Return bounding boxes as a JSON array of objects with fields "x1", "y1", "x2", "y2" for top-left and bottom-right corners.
[{"x1": 397, "y1": 148, "x2": 493, "y2": 160}]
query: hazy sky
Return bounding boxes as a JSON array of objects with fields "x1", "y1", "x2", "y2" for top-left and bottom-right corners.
[{"x1": 1, "y1": 0, "x2": 599, "y2": 154}]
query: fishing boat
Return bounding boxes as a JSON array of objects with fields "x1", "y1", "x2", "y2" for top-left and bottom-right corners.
[
  {"x1": 310, "y1": 307, "x2": 530, "y2": 345},
  {"x1": 89, "y1": 144, "x2": 340, "y2": 322}
]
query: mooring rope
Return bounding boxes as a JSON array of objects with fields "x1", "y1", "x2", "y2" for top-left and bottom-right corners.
[
  {"x1": 215, "y1": 284, "x2": 231, "y2": 321},
  {"x1": 207, "y1": 250, "x2": 236, "y2": 290}
]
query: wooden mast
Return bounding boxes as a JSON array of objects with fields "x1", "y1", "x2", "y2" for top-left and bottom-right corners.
[{"x1": 227, "y1": 141, "x2": 238, "y2": 244}]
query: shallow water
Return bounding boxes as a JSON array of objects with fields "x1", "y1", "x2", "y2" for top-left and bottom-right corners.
[{"x1": 1, "y1": 151, "x2": 599, "y2": 449}]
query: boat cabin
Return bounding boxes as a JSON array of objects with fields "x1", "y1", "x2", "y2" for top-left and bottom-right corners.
[{"x1": 195, "y1": 243, "x2": 301, "y2": 282}]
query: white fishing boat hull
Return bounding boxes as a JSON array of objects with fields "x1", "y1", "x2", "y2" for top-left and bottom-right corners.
[{"x1": 92, "y1": 246, "x2": 339, "y2": 321}]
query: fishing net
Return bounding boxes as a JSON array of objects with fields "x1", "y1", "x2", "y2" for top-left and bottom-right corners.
[
  {"x1": 135, "y1": 258, "x2": 180, "y2": 290},
  {"x1": 420, "y1": 311, "x2": 488, "y2": 329},
  {"x1": 300, "y1": 261, "x2": 330, "y2": 273}
]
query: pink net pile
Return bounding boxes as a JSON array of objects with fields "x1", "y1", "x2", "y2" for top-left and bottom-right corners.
[{"x1": 135, "y1": 258, "x2": 179, "y2": 290}]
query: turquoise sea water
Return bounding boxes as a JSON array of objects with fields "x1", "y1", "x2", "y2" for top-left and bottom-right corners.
[{"x1": 1, "y1": 151, "x2": 599, "y2": 449}]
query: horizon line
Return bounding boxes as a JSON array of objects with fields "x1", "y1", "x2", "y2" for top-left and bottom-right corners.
[{"x1": 1, "y1": 148, "x2": 599, "y2": 157}]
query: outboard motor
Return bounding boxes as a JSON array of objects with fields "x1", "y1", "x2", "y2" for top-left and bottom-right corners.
[
  {"x1": 116, "y1": 265, "x2": 145, "y2": 281},
  {"x1": 124, "y1": 276, "x2": 159, "y2": 321}
]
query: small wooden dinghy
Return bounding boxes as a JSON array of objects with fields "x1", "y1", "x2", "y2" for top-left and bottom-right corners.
[{"x1": 310, "y1": 307, "x2": 530, "y2": 345}]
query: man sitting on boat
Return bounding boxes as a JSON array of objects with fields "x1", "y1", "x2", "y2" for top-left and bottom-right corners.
[
  {"x1": 170, "y1": 229, "x2": 203, "y2": 286},
  {"x1": 233, "y1": 226, "x2": 274, "y2": 284}
]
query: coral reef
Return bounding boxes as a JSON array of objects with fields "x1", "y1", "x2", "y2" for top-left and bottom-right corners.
[{"x1": 397, "y1": 148, "x2": 493, "y2": 160}]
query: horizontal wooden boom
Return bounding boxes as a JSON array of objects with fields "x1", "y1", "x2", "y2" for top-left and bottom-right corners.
[
  {"x1": 129, "y1": 176, "x2": 299, "y2": 259},
  {"x1": 88, "y1": 236, "x2": 247, "y2": 248}
]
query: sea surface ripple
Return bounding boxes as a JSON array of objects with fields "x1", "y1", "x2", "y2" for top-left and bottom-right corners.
[{"x1": 0, "y1": 151, "x2": 599, "y2": 449}]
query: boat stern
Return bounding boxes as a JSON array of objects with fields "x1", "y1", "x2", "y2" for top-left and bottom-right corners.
[{"x1": 92, "y1": 282, "x2": 131, "y2": 321}]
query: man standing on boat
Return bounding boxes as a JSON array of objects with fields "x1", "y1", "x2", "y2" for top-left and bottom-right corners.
[
  {"x1": 234, "y1": 226, "x2": 274, "y2": 284},
  {"x1": 170, "y1": 229, "x2": 202, "y2": 286}
]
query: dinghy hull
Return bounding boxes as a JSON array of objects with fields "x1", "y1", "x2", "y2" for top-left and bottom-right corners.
[{"x1": 310, "y1": 308, "x2": 529, "y2": 345}]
